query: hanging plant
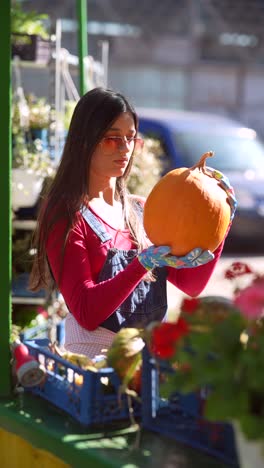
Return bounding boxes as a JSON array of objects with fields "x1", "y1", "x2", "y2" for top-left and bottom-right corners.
[
  {"x1": 26, "y1": 94, "x2": 51, "y2": 130},
  {"x1": 11, "y1": 2, "x2": 50, "y2": 62},
  {"x1": 11, "y1": 2, "x2": 49, "y2": 40}
]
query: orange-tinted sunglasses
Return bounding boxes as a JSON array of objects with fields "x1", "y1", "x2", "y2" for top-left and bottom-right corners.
[{"x1": 101, "y1": 136, "x2": 144, "y2": 153}]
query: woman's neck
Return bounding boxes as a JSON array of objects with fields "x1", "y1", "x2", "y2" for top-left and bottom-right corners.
[
  {"x1": 89, "y1": 190, "x2": 118, "y2": 207},
  {"x1": 88, "y1": 196, "x2": 125, "y2": 230},
  {"x1": 88, "y1": 178, "x2": 117, "y2": 206}
]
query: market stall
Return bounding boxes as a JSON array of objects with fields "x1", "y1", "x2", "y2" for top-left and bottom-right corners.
[{"x1": 0, "y1": 2, "x2": 240, "y2": 467}]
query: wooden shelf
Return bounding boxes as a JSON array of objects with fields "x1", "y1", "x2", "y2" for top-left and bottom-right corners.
[
  {"x1": 13, "y1": 219, "x2": 37, "y2": 230},
  {"x1": 11, "y1": 297, "x2": 46, "y2": 305},
  {"x1": 12, "y1": 59, "x2": 51, "y2": 69},
  {"x1": 12, "y1": 273, "x2": 47, "y2": 306}
]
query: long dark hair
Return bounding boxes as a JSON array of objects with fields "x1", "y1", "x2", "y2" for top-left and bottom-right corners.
[{"x1": 29, "y1": 87, "x2": 148, "y2": 291}]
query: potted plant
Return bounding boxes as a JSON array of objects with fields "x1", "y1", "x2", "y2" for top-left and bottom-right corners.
[
  {"x1": 146, "y1": 262, "x2": 264, "y2": 467},
  {"x1": 26, "y1": 94, "x2": 51, "y2": 145},
  {"x1": 11, "y1": 1, "x2": 50, "y2": 63}
]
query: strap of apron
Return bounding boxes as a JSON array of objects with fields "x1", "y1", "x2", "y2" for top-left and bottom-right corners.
[{"x1": 80, "y1": 206, "x2": 112, "y2": 243}]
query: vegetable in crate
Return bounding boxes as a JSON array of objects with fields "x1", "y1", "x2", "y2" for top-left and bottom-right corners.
[
  {"x1": 143, "y1": 151, "x2": 237, "y2": 256},
  {"x1": 51, "y1": 343, "x2": 105, "y2": 371},
  {"x1": 107, "y1": 328, "x2": 145, "y2": 393}
]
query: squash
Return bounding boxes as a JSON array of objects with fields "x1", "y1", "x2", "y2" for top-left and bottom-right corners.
[{"x1": 143, "y1": 151, "x2": 231, "y2": 256}]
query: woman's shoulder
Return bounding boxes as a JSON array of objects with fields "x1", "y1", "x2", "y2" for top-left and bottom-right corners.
[{"x1": 47, "y1": 209, "x2": 86, "y2": 236}]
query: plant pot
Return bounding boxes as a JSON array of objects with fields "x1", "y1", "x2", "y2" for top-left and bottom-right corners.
[
  {"x1": 29, "y1": 128, "x2": 49, "y2": 149},
  {"x1": 12, "y1": 33, "x2": 51, "y2": 64},
  {"x1": 233, "y1": 422, "x2": 264, "y2": 468},
  {"x1": 12, "y1": 168, "x2": 44, "y2": 211}
]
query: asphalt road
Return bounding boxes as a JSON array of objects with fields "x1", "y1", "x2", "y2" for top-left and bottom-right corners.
[{"x1": 167, "y1": 248, "x2": 264, "y2": 318}]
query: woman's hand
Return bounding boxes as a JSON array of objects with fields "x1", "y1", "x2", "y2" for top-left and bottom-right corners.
[
  {"x1": 206, "y1": 167, "x2": 237, "y2": 221},
  {"x1": 138, "y1": 245, "x2": 214, "y2": 271}
]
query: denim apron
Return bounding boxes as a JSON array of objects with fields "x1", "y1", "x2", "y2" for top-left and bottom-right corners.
[{"x1": 81, "y1": 206, "x2": 168, "y2": 333}]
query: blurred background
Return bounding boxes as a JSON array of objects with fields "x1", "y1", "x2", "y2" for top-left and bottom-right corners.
[
  {"x1": 10, "y1": 0, "x2": 264, "y2": 332},
  {"x1": 14, "y1": 0, "x2": 264, "y2": 137},
  {"x1": 12, "y1": 0, "x2": 264, "y2": 246}
]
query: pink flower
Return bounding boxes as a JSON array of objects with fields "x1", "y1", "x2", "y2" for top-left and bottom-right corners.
[
  {"x1": 234, "y1": 283, "x2": 264, "y2": 320},
  {"x1": 224, "y1": 262, "x2": 252, "y2": 280}
]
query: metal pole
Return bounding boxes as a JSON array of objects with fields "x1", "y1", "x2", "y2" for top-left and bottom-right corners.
[
  {"x1": 54, "y1": 19, "x2": 62, "y2": 164},
  {"x1": 0, "y1": 0, "x2": 11, "y2": 396},
  {"x1": 100, "y1": 40, "x2": 109, "y2": 88},
  {"x1": 77, "y1": 0, "x2": 88, "y2": 95}
]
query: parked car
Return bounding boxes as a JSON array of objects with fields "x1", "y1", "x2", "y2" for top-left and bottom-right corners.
[{"x1": 138, "y1": 108, "x2": 264, "y2": 251}]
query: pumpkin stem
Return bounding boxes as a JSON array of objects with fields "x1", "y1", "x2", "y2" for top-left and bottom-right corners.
[{"x1": 191, "y1": 151, "x2": 214, "y2": 173}]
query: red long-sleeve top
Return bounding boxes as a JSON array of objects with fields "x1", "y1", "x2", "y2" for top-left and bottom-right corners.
[{"x1": 46, "y1": 207, "x2": 225, "y2": 331}]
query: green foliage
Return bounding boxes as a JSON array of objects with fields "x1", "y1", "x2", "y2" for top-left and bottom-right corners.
[
  {"x1": 12, "y1": 132, "x2": 55, "y2": 178},
  {"x1": 63, "y1": 100, "x2": 77, "y2": 130},
  {"x1": 12, "y1": 93, "x2": 55, "y2": 178},
  {"x1": 26, "y1": 95, "x2": 51, "y2": 129},
  {"x1": 11, "y1": 1, "x2": 49, "y2": 39},
  {"x1": 159, "y1": 296, "x2": 264, "y2": 441},
  {"x1": 12, "y1": 94, "x2": 51, "y2": 132},
  {"x1": 11, "y1": 305, "x2": 48, "y2": 344},
  {"x1": 12, "y1": 305, "x2": 39, "y2": 329}
]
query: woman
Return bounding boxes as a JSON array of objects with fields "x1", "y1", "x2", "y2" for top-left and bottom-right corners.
[{"x1": 29, "y1": 87, "x2": 236, "y2": 359}]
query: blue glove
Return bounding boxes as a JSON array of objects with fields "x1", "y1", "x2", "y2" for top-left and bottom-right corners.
[
  {"x1": 138, "y1": 245, "x2": 214, "y2": 271},
  {"x1": 206, "y1": 167, "x2": 237, "y2": 221}
]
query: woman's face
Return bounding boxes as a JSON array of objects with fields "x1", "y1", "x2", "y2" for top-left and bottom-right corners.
[{"x1": 90, "y1": 112, "x2": 137, "y2": 179}]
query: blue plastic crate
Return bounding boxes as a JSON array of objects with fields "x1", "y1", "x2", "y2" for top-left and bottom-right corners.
[
  {"x1": 24, "y1": 339, "x2": 141, "y2": 427},
  {"x1": 19, "y1": 318, "x2": 65, "y2": 344},
  {"x1": 56, "y1": 318, "x2": 65, "y2": 346},
  {"x1": 20, "y1": 322, "x2": 51, "y2": 341},
  {"x1": 141, "y1": 348, "x2": 239, "y2": 467},
  {"x1": 12, "y1": 272, "x2": 47, "y2": 299}
]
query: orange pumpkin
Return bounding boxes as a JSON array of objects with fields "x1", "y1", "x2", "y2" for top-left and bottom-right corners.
[{"x1": 143, "y1": 151, "x2": 231, "y2": 256}]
